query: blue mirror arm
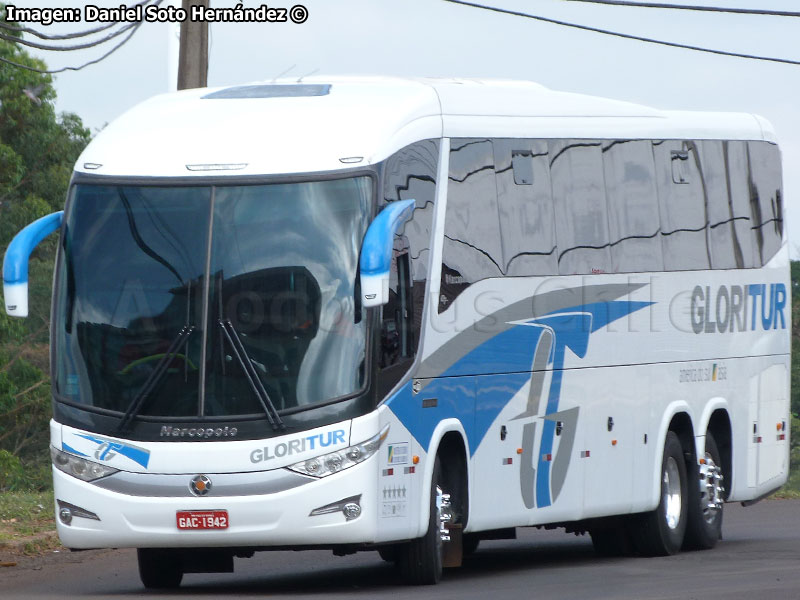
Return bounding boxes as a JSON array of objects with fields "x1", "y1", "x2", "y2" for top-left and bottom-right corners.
[
  {"x1": 359, "y1": 199, "x2": 416, "y2": 308},
  {"x1": 3, "y1": 211, "x2": 63, "y2": 317}
]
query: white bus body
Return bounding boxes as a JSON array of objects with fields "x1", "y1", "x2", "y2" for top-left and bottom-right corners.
[{"x1": 3, "y1": 77, "x2": 789, "y2": 586}]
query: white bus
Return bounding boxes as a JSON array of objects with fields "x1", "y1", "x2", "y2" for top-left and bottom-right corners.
[{"x1": 3, "y1": 77, "x2": 790, "y2": 588}]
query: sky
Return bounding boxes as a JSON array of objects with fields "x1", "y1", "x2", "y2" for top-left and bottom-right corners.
[{"x1": 9, "y1": 0, "x2": 800, "y2": 254}]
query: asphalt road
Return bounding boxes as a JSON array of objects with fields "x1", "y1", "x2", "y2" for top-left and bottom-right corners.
[{"x1": 3, "y1": 499, "x2": 800, "y2": 600}]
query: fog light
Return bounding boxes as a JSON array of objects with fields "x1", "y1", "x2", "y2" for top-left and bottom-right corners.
[
  {"x1": 59, "y1": 507, "x2": 72, "y2": 525},
  {"x1": 342, "y1": 502, "x2": 361, "y2": 521},
  {"x1": 56, "y1": 500, "x2": 100, "y2": 523},
  {"x1": 309, "y1": 494, "x2": 362, "y2": 520}
]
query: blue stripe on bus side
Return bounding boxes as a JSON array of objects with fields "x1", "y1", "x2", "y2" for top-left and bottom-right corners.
[{"x1": 386, "y1": 300, "x2": 653, "y2": 461}]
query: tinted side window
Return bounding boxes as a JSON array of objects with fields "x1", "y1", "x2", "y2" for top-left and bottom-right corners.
[
  {"x1": 602, "y1": 140, "x2": 663, "y2": 273},
  {"x1": 440, "y1": 139, "x2": 503, "y2": 312},
  {"x1": 696, "y1": 140, "x2": 739, "y2": 269},
  {"x1": 493, "y1": 139, "x2": 557, "y2": 277},
  {"x1": 747, "y1": 141, "x2": 783, "y2": 265},
  {"x1": 550, "y1": 141, "x2": 611, "y2": 275},
  {"x1": 653, "y1": 141, "x2": 711, "y2": 270},
  {"x1": 381, "y1": 139, "x2": 439, "y2": 354},
  {"x1": 723, "y1": 141, "x2": 757, "y2": 268}
]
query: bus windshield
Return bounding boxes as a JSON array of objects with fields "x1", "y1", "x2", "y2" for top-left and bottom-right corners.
[{"x1": 53, "y1": 177, "x2": 372, "y2": 420}]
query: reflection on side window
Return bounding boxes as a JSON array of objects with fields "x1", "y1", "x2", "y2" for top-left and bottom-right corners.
[
  {"x1": 723, "y1": 141, "x2": 757, "y2": 268},
  {"x1": 748, "y1": 141, "x2": 783, "y2": 265},
  {"x1": 550, "y1": 140, "x2": 611, "y2": 275},
  {"x1": 440, "y1": 139, "x2": 503, "y2": 312},
  {"x1": 382, "y1": 140, "x2": 438, "y2": 348},
  {"x1": 602, "y1": 140, "x2": 663, "y2": 273},
  {"x1": 697, "y1": 141, "x2": 740, "y2": 269},
  {"x1": 653, "y1": 141, "x2": 711, "y2": 271},
  {"x1": 495, "y1": 139, "x2": 557, "y2": 277}
]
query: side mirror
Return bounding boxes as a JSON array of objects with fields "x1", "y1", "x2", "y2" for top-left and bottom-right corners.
[
  {"x1": 359, "y1": 199, "x2": 415, "y2": 308},
  {"x1": 3, "y1": 211, "x2": 64, "y2": 317}
]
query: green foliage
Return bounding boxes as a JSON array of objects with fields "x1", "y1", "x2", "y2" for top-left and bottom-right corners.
[
  {"x1": 0, "y1": 13, "x2": 90, "y2": 492},
  {"x1": 788, "y1": 261, "x2": 800, "y2": 493},
  {"x1": 791, "y1": 415, "x2": 800, "y2": 474},
  {"x1": 792, "y1": 261, "x2": 800, "y2": 418}
]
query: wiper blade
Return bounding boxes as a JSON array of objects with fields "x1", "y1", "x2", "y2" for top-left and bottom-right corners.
[
  {"x1": 117, "y1": 325, "x2": 195, "y2": 433},
  {"x1": 219, "y1": 319, "x2": 285, "y2": 431}
]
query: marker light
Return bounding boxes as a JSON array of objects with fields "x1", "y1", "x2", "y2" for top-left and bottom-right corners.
[
  {"x1": 50, "y1": 447, "x2": 119, "y2": 482},
  {"x1": 185, "y1": 163, "x2": 248, "y2": 171},
  {"x1": 288, "y1": 425, "x2": 389, "y2": 478}
]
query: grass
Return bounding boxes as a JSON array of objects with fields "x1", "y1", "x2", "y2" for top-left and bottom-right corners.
[
  {"x1": 775, "y1": 468, "x2": 800, "y2": 499},
  {"x1": 0, "y1": 490, "x2": 56, "y2": 545}
]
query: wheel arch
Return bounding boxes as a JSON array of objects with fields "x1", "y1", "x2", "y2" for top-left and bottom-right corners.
[
  {"x1": 414, "y1": 419, "x2": 470, "y2": 538},
  {"x1": 648, "y1": 402, "x2": 695, "y2": 509},
  {"x1": 703, "y1": 405, "x2": 733, "y2": 500}
]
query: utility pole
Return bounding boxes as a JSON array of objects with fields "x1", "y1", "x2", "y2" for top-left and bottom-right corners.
[{"x1": 177, "y1": 0, "x2": 209, "y2": 90}]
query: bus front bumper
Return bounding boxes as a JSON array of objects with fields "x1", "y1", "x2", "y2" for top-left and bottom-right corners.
[{"x1": 53, "y1": 461, "x2": 379, "y2": 549}]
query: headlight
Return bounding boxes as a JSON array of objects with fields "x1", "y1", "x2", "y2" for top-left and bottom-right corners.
[
  {"x1": 51, "y1": 446, "x2": 119, "y2": 482},
  {"x1": 287, "y1": 425, "x2": 389, "y2": 478}
]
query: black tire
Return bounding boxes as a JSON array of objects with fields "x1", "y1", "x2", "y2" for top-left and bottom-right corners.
[
  {"x1": 137, "y1": 548, "x2": 183, "y2": 589},
  {"x1": 377, "y1": 545, "x2": 398, "y2": 562},
  {"x1": 683, "y1": 433, "x2": 724, "y2": 550},
  {"x1": 462, "y1": 534, "x2": 480, "y2": 557},
  {"x1": 589, "y1": 523, "x2": 633, "y2": 557},
  {"x1": 397, "y1": 458, "x2": 444, "y2": 585},
  {"x1": 631, "y1": 431, "x2": 688, "y2": 556}
]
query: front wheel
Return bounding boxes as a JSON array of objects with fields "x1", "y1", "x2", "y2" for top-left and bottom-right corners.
[
  {"x1": 137, "y1": 548, "x2": 183, "y2": 589},
  {"x1": 631, "y1": 431, "x2": 688, "y2": 556},
  {"x1": 462, "y1": 534, "x2": 480, "y2": 557},
  {"x1": 683, "y1": 433, "x2": 724, "y2": 550},
  {"x1": 397, "y1": 458, "x2": 445, "y2": 584}
]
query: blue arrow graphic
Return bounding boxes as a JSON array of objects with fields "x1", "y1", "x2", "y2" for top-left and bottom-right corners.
[{"x1": 530, "y1": 301, "x2": 653, "y2": 507}]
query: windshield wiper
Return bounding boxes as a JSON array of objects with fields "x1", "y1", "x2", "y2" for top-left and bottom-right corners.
[
  {"x1": 218, "y1": 319, "x2": 285, "y2": 431},
  {"x1": 117, "y1": 325, "x2": 194, "y2": 433}
]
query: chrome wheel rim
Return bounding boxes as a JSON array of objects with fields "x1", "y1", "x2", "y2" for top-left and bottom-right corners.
[
  {"x1": 435, "y1": 485, "x2": 453, "y2": 544},
  {"x1": 699, "y1": 452, "x2": 724, "y2": 524},
  {"x1": 663, "y1": 456, "x2": 682, "y2": 530}
]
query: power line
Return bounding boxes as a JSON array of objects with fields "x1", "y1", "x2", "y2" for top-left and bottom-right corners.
[
  {"x1": 0, "y1": 22, "x2": 139, "y2": 52},
  {"x1": 0, "y1": 0, "x2": 154, "y2": 39},
  {"x1": 0, "y1": 0, "x2": 164, "y2": 74},
  {"x1": 562, "y1": 0, "x2": 800, "y2": 18},
  {"x1": 443, "y1": 0, "x2": 800, "y2": 66},
  {"x1": 0, "y1": 19, "x2": 118, "y2": 40},
  {"x1": 0, "y1": 21, "x2": 142, "y2": 74}
]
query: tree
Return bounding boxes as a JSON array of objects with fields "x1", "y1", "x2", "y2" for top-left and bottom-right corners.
[
  {"x1": 0, "y1": 6, "x2": 91, "y2": 491},
  {"x1": 790, "y1": 261, "x2": 800, "y2": 481}
]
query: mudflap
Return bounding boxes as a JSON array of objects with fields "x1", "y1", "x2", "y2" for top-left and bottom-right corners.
[{"x1": 443, "y1": 523, "x2": 463, "y2": 568}]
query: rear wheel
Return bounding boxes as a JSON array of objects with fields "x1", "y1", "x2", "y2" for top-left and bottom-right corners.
[
  {"x1": 397, "y1": 458, "x2": 446, "y2": 584},
  {"x1": 683, "y1": 433, "x2": 724, "y2": 550},
  {"x1": 137, "y1": 548, "x2": 183, "y2": 589},
  {"x1": 631, "y1": 432, "x2": 688, "y2": 556}
]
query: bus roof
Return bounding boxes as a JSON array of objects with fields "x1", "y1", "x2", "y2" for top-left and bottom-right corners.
[{"x1": 75, "y1": 76, "x2": 776, "y2": 178}]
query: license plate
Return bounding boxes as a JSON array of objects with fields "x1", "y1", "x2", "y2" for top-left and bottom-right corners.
[{"x1": 176, "y1": 510, "x2": 229, "y2": 530}]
